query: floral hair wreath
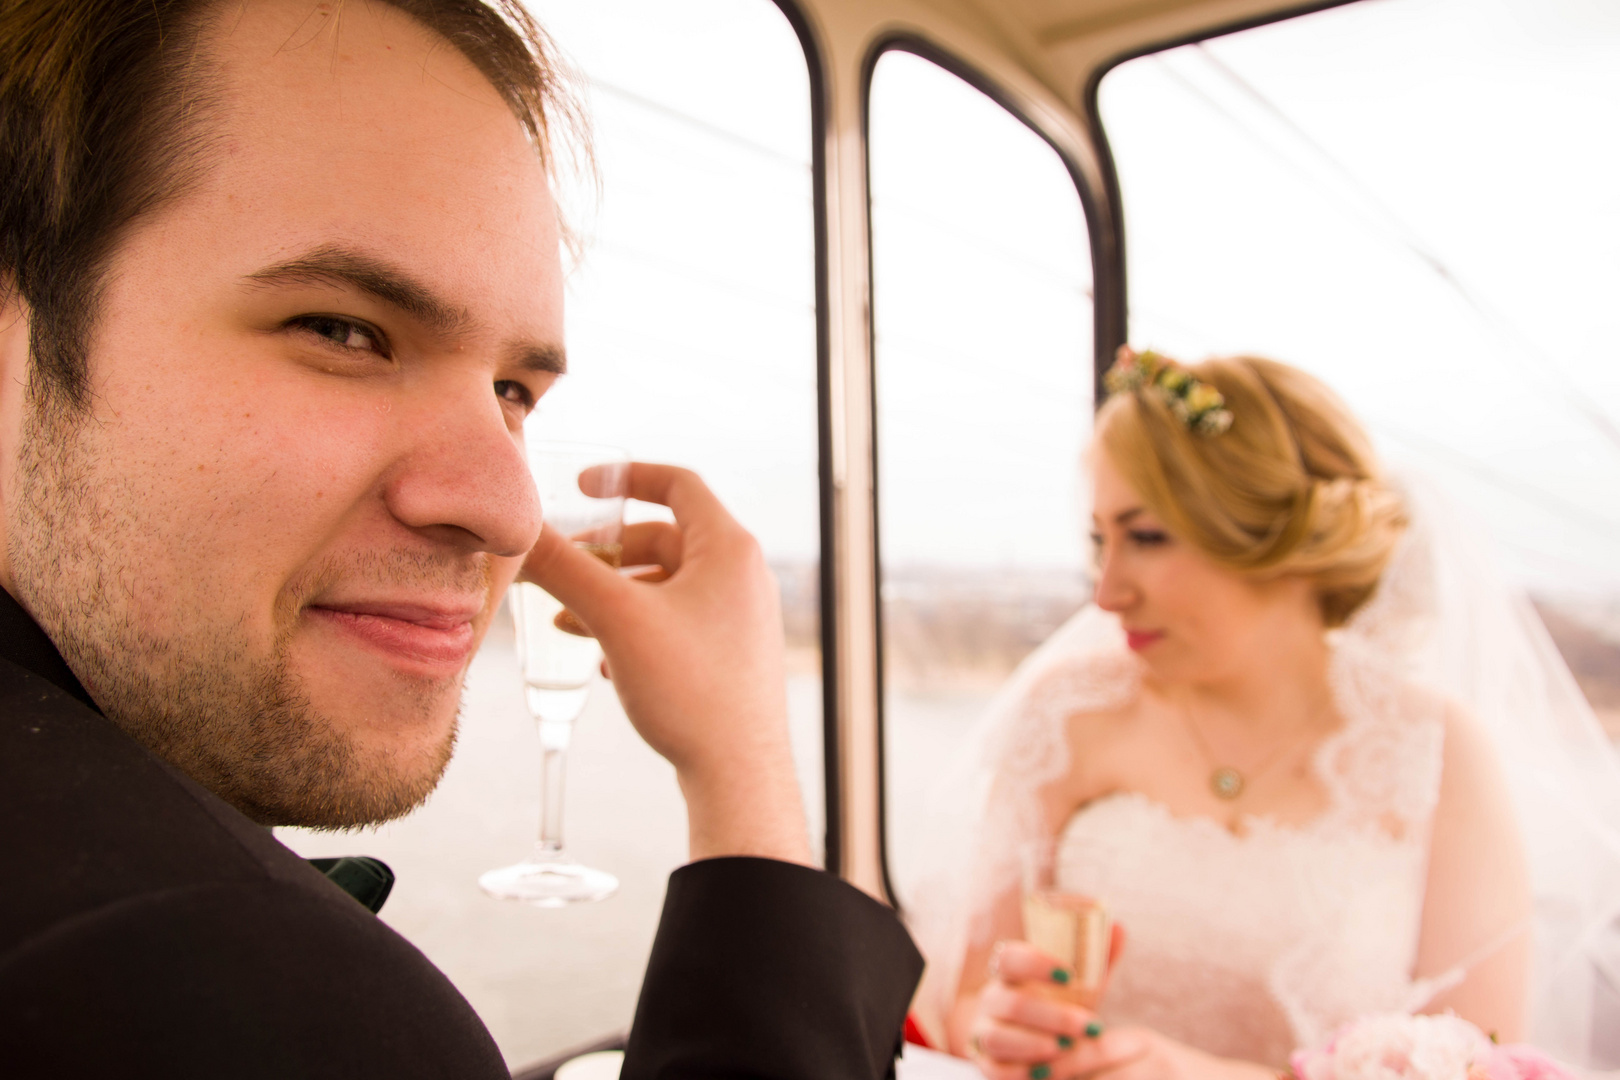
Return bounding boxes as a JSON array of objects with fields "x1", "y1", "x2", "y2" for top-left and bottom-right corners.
[{"x1": 1104, "y1": 346, "x2": 1234, "y2": 437}]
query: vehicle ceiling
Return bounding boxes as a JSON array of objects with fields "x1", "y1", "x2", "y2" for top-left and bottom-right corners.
[{"x1": 797, "y1": 0, "x2": 1341, "y2": 116}]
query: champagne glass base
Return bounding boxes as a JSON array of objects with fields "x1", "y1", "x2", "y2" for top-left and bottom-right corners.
[{"x1": 479, "y1": 858, "x2": 619, "y2": 907}]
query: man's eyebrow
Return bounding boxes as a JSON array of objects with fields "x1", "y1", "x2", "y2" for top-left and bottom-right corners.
[
  {"x1": 510, "y1": 343, "x2": 566, "y2": 375},
  {"x1": 243, "y1": 245, "x2": 473, "y2": 337}
]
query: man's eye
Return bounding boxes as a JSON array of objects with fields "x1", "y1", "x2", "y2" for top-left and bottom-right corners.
[
  {"x1": 494, "y1": 379, "x2": 534, "y2": 411},
  {"x1": 292, "y1": 315, "x2": 388, "y2": 356}
]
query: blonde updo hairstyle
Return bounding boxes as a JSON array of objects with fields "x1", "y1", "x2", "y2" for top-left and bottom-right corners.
[{"x1": 1095, "y1": 354, "x2": 1407, "y2": 628}]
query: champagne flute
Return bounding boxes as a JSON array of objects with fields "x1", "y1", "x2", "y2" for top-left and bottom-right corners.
[
  {"x1": 1020, "y1": 838, "x2": 1111, "y2": 1007},
  {"x1": 479, "y1": 442, "x2": 630, "y2": 906}
]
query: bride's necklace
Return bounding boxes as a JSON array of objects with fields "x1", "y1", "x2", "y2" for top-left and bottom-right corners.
[{"x1": 1175, "y1": 697, "x2": 1326, "y2": 801}]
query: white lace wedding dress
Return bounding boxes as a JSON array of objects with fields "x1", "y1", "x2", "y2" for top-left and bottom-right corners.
[
  {"x1": 1049, "y1": 631, "x2": 1451, "y2": 1067},
  {"x1": 907, "y1": 479, "x2": 1620, "y2": 1070}
]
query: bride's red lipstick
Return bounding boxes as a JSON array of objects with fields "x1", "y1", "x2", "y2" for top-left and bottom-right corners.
[{"x1": 1125, "y1": 629, "x2": 1164, "y2": 652}]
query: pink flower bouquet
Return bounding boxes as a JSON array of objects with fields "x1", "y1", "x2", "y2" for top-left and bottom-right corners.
[{"x1": 1291, "y1": 1014, "x2": 1576, "y2": 1080}]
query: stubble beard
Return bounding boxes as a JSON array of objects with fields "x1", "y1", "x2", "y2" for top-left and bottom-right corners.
[{"x1": 8, "y1": 398, "x2": 463, "y2": 829}]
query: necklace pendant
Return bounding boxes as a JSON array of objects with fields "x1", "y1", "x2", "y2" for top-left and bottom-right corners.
[{"x1": 1211, "y1": 767, "x2": 1245, "y2": 800}]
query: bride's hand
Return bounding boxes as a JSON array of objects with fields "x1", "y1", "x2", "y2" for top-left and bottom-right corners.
[
  {"x1": 1080, "y1": 1029, "x2": 1278, "y2": 1080},
  {"x1": 968, "y1": 940, "x2": 1143, "y2": 1080}
]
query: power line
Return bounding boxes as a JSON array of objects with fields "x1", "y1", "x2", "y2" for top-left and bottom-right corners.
[
  {"x1": 1374, "y1": 423, "x2": 1620, "y2": 547},
  {"x1": 592, "y1": 74, "x2": 1091, "y2": 299},
  {"x1": 871, "y1": 198, "x2": 1093, "y2": 300},
  {"x1": 1153, "y1": 44, "x2": 1620, "y2": 456},
  {"x1": 587, "y1": 77, "x2": 808, "y2": 169},
  {"x1": 586, "y1": 235, "x2": 814, "y2": 316}
]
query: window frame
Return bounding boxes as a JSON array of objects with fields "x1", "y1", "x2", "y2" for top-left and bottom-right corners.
[{"x1": 860, "y1": 34, "x2": 1101, "y2": 912}]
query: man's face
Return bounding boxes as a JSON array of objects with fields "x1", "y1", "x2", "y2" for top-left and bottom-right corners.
[{"x1": 0, "y1": 0, "x2": 560, "y2": 826}]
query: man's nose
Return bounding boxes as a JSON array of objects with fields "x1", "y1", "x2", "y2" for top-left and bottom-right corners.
[
  {"x1": 1092, "y1": 549, "x2": 1137, "y2": 613},
  {"x1": 382, "y1": 385, "x2": 543, "y2": 558}
]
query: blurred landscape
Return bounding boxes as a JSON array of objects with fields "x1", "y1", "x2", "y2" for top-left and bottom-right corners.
[{"x1": 776, "y1": 562, "x2": 1620, "y2": 737}]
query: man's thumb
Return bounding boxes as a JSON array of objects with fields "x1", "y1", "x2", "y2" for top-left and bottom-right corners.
[{"x1": 517, "y1": 525, "x2": 628, "y2": 634}]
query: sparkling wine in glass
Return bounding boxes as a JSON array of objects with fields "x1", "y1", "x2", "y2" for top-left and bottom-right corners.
[
  {"x1": 479, "y1": 442, "x2": 630, "y2": 907},
  {"x1": 1020, "y1": 838, "x2": 1111, "y2": 1007}
]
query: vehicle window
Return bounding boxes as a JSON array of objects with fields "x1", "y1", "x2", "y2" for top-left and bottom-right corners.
[
  {"x1": 281, "y1": 0, "x2": 818, "y2": 1066},
  {"x1": 1098, "y1": 0, "x2": 1620, "y2": 735},
  {"x1": 868, "y1": 50, "x2": 1094, "y2": 908}
]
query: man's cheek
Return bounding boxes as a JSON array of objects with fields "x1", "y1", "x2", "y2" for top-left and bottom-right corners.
[{"x1": 202, "y1": 413, "x2": 381, "y2": 560}]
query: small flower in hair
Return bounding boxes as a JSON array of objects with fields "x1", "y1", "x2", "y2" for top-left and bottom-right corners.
[{"x1": 1105, "y1": 347, "x2": 1233, "y2": 437}]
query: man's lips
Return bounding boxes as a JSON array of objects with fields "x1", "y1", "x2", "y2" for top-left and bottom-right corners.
[
  {"x1": 306, "y1": 600, "x2": 481, "y2": 668},
  {"x1": 1125, "y1": 629, "x2": 1165, "y2": 652}
]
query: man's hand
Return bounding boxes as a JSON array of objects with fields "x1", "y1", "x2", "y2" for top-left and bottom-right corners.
[{"x1": 519, "y1": 463, "x2": 812, "y2": 867}]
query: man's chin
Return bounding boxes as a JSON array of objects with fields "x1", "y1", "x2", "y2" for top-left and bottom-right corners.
[
  {"x1": 249, "y1": 716, "x2": 460, "y2": 830},
  {"x1": 247, "y1": 688, "x2": 464, "y2": 830}
]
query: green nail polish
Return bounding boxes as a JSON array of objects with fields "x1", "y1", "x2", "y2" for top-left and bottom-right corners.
[
  {"x1": 1057, "y1": 1035, "x2": 1075, "y2": 1049},
  {"x1": 1086, "y1": 1021, "x2": 1104, "y2": 1038},
  {"x1": 1031, "y1": 1066, "x2": 1052, "y2": 1080},
  {"x1": 1050, "y1": 967, "x2": 1071, "y2": 985}
]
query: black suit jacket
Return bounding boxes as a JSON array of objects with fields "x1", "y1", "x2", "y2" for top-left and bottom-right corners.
[{"x1": 0, "y1": 591, "x2": 923, "y2": 1078}]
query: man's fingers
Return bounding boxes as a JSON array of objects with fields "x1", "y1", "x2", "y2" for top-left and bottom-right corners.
[
  {"x1": 553, "y1": 609, "x2": 593, "y2": 637},
  {"x1": 518, "y1": 525, "x2": 628, "y2": 633},
  {"x1": 620, "y1": 520, "x2": 683, "y2": 574},
  {"x1": 625, "y1": 463, "x2": 728, "y2": 527},
  {"x1": 577, "y1": 461, "x2": 630, "y2": 499}
]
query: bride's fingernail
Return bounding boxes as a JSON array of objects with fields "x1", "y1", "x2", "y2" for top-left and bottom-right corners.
[
  {"x1": 1050, "y1": 967, "x2": 1071, "y2": 984},
  {"x1": 1086, "y1": 1021, "x2": 1105, "y2": 1038},
  {"x1": 1058, "y1": 1035, "x2": 1075, "y2": 1049},
  {"x1": 1031, "y1": 1066, "x2": 1052, "y2": 1080}
]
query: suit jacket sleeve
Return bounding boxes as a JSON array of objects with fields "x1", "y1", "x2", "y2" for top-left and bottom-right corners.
[
  {"x1": 621, "y1": 857, "x2": 925, "y2": 1080},
  {"x1": 0, "y1": 880, "x2": 509, "y2": 1080}
]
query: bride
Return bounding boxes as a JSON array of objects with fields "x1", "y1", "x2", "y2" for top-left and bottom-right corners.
[{"x1": 908, "y1": 348, "x2": 1620, "y2": 1076}]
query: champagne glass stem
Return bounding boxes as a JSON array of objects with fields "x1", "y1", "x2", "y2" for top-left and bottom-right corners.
[{"x1": 536, "y1": 718, "x2": 573, "y2": 858}]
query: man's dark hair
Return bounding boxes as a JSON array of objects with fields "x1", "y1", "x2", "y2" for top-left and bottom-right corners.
[{"x1": 0, "y1": 0, "x2": 582, "y2": 412}]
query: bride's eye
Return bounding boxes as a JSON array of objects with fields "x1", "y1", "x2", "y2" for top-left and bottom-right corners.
[
  {"x1": 290, "y1": 314, "x2": 390, "y2": 358},
  {"x1": 1128, "y1": 528, "x2": 1170, "y2": 547}
]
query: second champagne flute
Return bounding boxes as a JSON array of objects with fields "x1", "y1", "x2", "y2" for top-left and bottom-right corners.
[
  {"x1": 1021, "y1": 838, "x2": 1111, "y2": 1007},
  {"x1": 479, "y1": 442, "x2": 629, "y2": 907}
]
